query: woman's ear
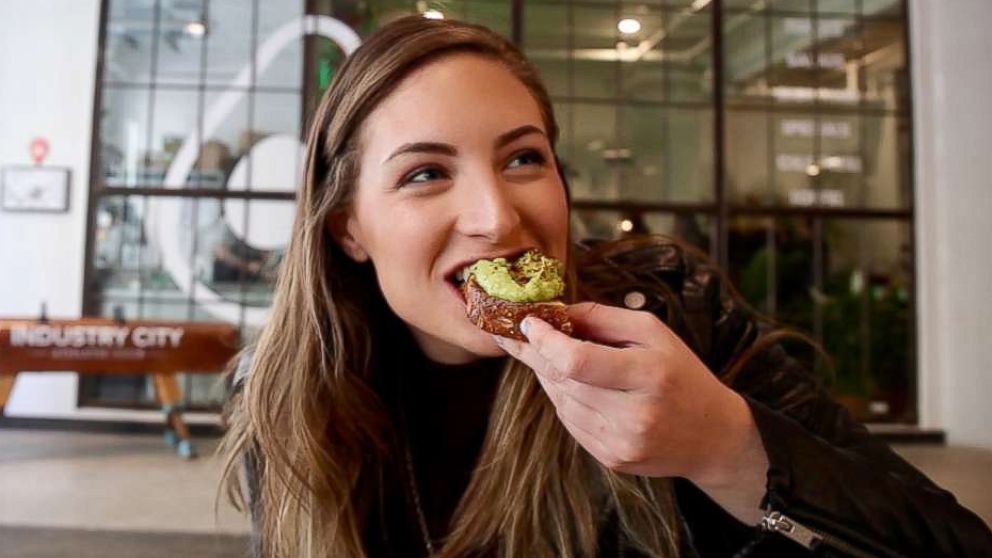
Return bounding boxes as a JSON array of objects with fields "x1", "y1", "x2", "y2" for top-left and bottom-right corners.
[{"x1": 327, "y1": 210, "x2": 370, "y2": 263}]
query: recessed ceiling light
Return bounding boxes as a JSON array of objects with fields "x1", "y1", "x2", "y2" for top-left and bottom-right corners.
[
  {"x1": 617, "y1": 18, "x2": 641, "y2": 35},
  {"x1": 184, "y1": 21, "x2": 206, "y2": 36}
]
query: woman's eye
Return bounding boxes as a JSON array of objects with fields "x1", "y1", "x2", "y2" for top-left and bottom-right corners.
[
  {"x1": 402, "y1": 166, "x2": 446, "y2": 186},
  {"x1": 507, "y1": 150, "x2": 546, "y2": 169}
]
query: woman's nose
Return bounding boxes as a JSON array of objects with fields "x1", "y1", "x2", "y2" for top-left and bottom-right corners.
[{"x1": 456, "y1": 172, "x2": 522, "y2": 242}]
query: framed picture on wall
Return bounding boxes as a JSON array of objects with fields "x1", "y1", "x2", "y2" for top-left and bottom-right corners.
[{"x1": 1, "y1": 166, "x2": 71, "y2": 213}]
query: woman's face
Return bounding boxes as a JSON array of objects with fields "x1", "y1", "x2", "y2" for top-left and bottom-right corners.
[{"x1": 332, "y1": 53, "x2": 569, "y2": 364}]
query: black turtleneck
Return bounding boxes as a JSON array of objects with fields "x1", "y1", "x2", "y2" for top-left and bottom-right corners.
[
  {"x1": 400, "y1": 354, "x2": 505, "y2": 545},
  {"x1": 364, "y1": 314, "x2": 504, "y2": 558},
  {"x1": 358, "y1": 313, "x2": 760, "y2": 558}
]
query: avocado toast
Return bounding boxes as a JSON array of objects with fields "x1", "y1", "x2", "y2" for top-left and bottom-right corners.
[{"x1": 461, "y1": 250, "x2": 573, "y2": 340}]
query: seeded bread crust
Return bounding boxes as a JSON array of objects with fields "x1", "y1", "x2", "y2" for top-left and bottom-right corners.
[{"x1": 463, "y1": 276, "x2": 573, "y2": 340}]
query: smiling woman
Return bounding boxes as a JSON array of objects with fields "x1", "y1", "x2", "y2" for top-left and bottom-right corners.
[
  {"x1": 217, "y1": 15, "x2": 992, "y2": 558},
  {"x1": 330, "y1": 51, "x2": 569, "y2": 365}
]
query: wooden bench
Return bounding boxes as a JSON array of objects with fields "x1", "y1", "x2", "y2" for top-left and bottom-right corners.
[{"x1": 0, "y1": 317, "x2": 239, "y2": 458}]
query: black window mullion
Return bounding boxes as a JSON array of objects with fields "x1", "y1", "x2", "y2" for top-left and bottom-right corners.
[
  {"x1": 512, "y1": 0, "x2": 524, "y2": 47},
  {"x1": 82, "y1": 0, "x2": 110, "y2": 320},
  {"x1": 137, "y1": 0, "x2": 164, "y2": 322},
  {"x1": 811, "y1": 215, "x2": 825, "y2": 367},
  {"x1": 238, "y1": 0, "x2": 262, "y2": 333},
  {"x1": 301, "y1": 0, "x2": 316, "y2": 139},
  {"x1": 611, "y1": 1, "x2": 621, "y2": 205},
  {"x1": 101, "y1": 186, "x2": 296, "y2": 200},
  {"x1": 566, "y1": 0, "x2": 575, "y2": 171},
  {"x1": 765, "y1": 4, "x2": 778, "y2": 316},
  {"x1": 858, "y1": 220, "x2": 872, "y2": 404},
  {"x1": 901, "y1": 0, "x2": 918, "y2": 422},
  {"x1": 712, "y1": 0, "x2": 728, "y2": 269},
  {"x1": 766, "y1": 220, "x2": 777, "y2": 315},
  {"x1": 187, "y1": 0, "x2": 212, "y2": 317},
  {"x1": 661, "y1": 9, "x2": 673, "y2": 233}
]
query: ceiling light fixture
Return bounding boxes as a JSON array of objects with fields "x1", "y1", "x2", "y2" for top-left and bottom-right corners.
[
  {"x1": 184, "y1": 21, "x2": 206, "y2": 36},
  {"x1": 617, "y1": 18, "x2": 641, "y2": 35}
]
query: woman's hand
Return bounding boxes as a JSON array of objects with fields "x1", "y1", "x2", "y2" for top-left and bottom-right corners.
[{"x1": 493, "y1": 302, "x2": 770, "y2": 524}]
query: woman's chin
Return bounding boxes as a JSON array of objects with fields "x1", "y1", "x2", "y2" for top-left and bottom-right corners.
[
  {"x1": 408, "y1": 321, "x2": 508, "y2": 363},
  {"x1": 459, "y1": 326, "x2": 508, "y2": 357}
]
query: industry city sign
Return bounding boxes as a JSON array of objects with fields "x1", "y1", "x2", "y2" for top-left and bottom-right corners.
[
  {"x1": 10, "y1": 324, "x2": 185, "y2": 350},
  {"x1": 0, "y1": 318, "x2": 237, "y2": 373}
]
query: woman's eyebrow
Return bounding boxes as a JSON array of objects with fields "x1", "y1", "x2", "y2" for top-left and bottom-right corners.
[
  {"x1": 494, "y1": 124, "x2": 546, "y2": 149},
  {"x1": 383, "y1": 142, "x2": 456, "y2": 165},
  {"x1": 382, "y1": 125, "x2": 546, "y2": 165}
]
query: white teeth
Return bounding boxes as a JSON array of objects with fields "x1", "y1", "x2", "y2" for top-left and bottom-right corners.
[{"x1": 455, "y1": 268, "x2": 467, "y2": 282}]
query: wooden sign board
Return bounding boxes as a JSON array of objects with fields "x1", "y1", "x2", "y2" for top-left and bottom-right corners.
[
  {"x1": 0, "y1": 317, "x2": 242, "y2": 459},
  {"x1": 0, "y1": 318, "x2": 239, "y2": 374}
]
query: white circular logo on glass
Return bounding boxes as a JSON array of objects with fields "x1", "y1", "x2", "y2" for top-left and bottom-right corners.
[{"x1": 146, "y1": 16, "x2": 360, "y2": 327}]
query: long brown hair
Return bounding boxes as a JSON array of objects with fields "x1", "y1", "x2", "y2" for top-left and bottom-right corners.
[{"x1": 218, "y1": 16, "x2": 686, "y2": 558}]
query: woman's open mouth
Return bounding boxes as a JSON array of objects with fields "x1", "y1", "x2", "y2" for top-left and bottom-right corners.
[{"x1": 446, "y1": 270, "x2": 468, "y2": 304}]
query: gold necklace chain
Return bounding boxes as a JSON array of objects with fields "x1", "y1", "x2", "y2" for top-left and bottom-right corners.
[
  {"x1": 395, "y1": 370, "x2": 626, "y2": 558},
  {"x1": 402, "y1": 433, "x2": 629, "y2": 558},
  {"x1": 396, "y1": 370, "x2": 437, "y2": 558},
  {"x1": 402, "y1": 433, "x2": 437, "y2": 558}
]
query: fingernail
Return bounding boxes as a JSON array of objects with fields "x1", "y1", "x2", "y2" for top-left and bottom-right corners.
[{"x1": 519, "y1": 318, "x2": 531, "y2": 337}]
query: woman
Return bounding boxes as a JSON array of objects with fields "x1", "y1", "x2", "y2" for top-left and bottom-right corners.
[{"x1": 218, "y1": 15, "x2": 992, "y2": 558}]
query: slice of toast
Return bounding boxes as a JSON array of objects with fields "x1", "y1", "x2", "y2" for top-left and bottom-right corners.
[{"x1": 463, "y1": 275, "x2": 573, "y2": 340}]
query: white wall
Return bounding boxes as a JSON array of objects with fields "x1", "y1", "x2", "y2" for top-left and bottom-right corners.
[
  {"x1": 911, "y1": 0, "x2": 992, "y2": 448},
  {"x1": 0, "y1": 0, "x2": 97, "y2": 317},
  {"x1": 0, "y1": 0, "x2": 99, "y2": 419},
  {"x1": 0, "y1": 0, "x2": 215, "y2": 425}
]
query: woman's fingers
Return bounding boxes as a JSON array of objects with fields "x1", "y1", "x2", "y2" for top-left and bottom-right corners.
[
  {"x1": 498, "y1": 326, "x2": 672, "y2": 474},
  {"x1": 535, "y1": 371, "x2": 652, "y2": 473},
  {"x1": 558, "y1": 411, "x2": 619, "y2": 469},
  {"x1": 499, "y1": 330, "x2": 653, "y2": 421},
  {"x1": 493, "y1": 334, "x2": 561, "y2": 382},
  {"x1": 530, "y1": 369, "x2": 622, "y2": 467},
  {"x1": 566, "y1": 302, "x2": 662, "y2": 347},
  {"x1": 557, "y1": 377, "x2": 640, "y2": 418},
  {"x1": 516, "y1": 317, "x2": 649, "y2": 391}
]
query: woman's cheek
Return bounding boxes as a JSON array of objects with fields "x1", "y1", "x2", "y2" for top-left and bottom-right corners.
[
  {"x1": 372, "y1": 219, "x2": 442, "y2": 313},
  {"x1": 526, "y1": 183, "x2": 570, "y2": 260}
]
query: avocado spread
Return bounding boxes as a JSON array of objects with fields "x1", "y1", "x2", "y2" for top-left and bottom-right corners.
[{"x1": 466, "y1": 250, "x2": 565, "y2": 303}]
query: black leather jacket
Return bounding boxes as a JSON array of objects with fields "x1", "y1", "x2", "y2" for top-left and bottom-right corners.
[
  {"x1": 574, "y1": 237, "x2": 992, "y2": 557},
  {"x1": 234, "y1": 238, "x2": 992, "y2": 557}
]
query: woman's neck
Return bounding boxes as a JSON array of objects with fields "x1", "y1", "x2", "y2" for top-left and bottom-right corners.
[{"x1": 407, "y1": 324, "x2": 484, "y2": 365}]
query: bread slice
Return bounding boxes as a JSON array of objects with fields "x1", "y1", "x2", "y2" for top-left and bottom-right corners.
[{"x1": 463, "y1": 275, "x2": 572, "y2": 340}]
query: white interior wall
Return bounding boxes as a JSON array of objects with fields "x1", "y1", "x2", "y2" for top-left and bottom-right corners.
[
  {"x1": 0, "y1": 0, "x2": 215, "y2": 425},
  {"x1": 910, "y1": 0, "x2": 992, "y2": 448},
  {"x1": 0, "y1": 0, "x2": 99, "y2": 420}
]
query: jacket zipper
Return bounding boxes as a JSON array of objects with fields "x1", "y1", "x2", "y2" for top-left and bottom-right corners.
[{"x1": 761, "y1": 510, "x2": 880, "y2": 558}]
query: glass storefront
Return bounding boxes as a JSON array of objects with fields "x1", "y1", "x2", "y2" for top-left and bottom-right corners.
[{"x1": 84, "y1": 0, "x2": 913, "y2": 422}]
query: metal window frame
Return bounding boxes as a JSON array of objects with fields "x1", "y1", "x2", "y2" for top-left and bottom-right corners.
[{"x1": 81, "y1": 0, "x2": 918, "y2": 421}]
